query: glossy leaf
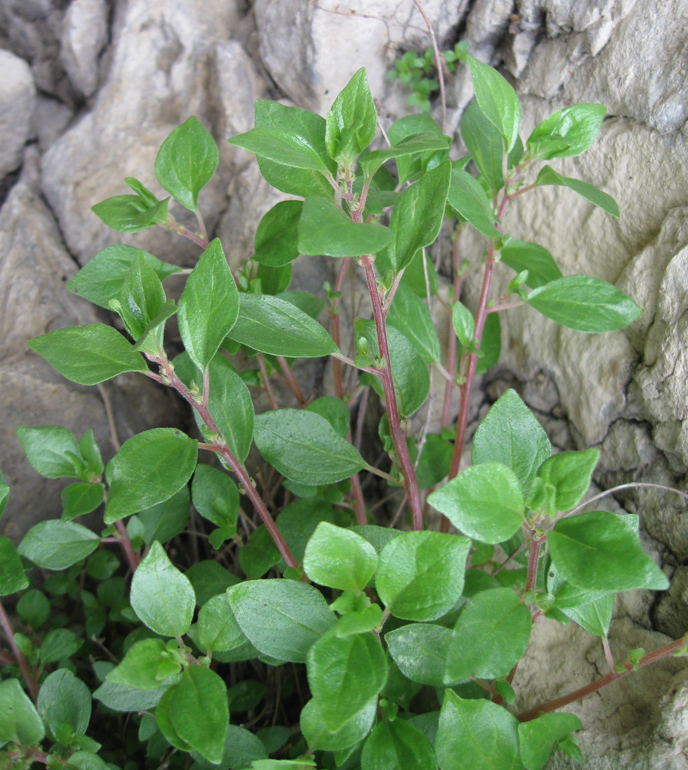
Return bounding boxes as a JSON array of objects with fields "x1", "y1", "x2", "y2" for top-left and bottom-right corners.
[
  {"x1": 301, "y1": 696, "x2": 376, "y2": 752},
  {"x1": 547, "y1": 511, "x2": 668, "y2": 592},
  {"x1": 428, "y1": 463, "x2": 525, "y2": 544},
  {"x1": 253, "y1": 201, "x2": 303, "y2": 267},
  {"x1": 304, "y1": 522, "x2": 378, "y2": 591},
  {"x1": 38, "y1": 669, "x2": 91, "y2": 739},
  {"x1": 499, "y1": 241, "x2": 563, "y2": 289},
  {"x1": 0, "y1": 536, "x2": 29, "y2": 596},
  {"x1": 19, "y1": 520, "x2": 99, "y2": 570},
  {"x1": 0, "y1": 679, "x2": 45, "y2": 746},
  {"x1": 104, "y1": 428, "x2": 197, "y2": 524},
  {"x1": 444, "y1": 588, "x2": 531, "y2": 681},
  {"x1": 91, "y1": 195, "x2": 169, "y2": 234},
  {"x1": 457, "y1": 311, "x2": 501, "y2": 374},
  {"x1": 387, "y1": 284, "x2": 441, "y2": 363},
  {"x1": 386, "y1": 623, "x2": 452, "y2": 686},
  {"x1": 16, "y1": 425, "x2": 83, "y2": 480},
  {"x1": 532, "y1": 449, "x2": 599, "y2": 512},
  {"x1": 360, "y1": 132, "x2": 450, "y2": 178},
  {"x1": 178, "y1": 239, "x2": 239, "y2": 370},
  {"x1": 229, "y1": 126, "x2": 331, "y2": 173},
  {"x1": 527, "y1": 104, "x2": 606, "y2": 160},
  {"x1": 518, "y1": 713, "x2": 583, "y2": 770},
  {"x1": 535, "y1": 165, "x2": 619, "y2": 217},
  {"x1": 461, "y1": 99, "x2": 513, "y2": 194},
  {"x1": 361, "y1": 719, "x2": 438, "y2": 770},
  {"x1": 254, "y1": 409, "x2": 366, "y2": 486},
  {"x1": 130, "y1": 541, "x2": 196, "y2": 637},
  {"x1": 526, "y1": 275, "x2": 641, "y2": 332},
  {"x1": 326, "y1": 68, "x2": 377, "y2": 163},
  {"x1": 298, "y1": 197, "x2": 392, "y2": 257},
  {"x1": 447, "y1": 166, "x2": 501, "y2": 238},
  {"x1": 28, "y1": 324, "x2": 148, "y2": 385},
  {"x1": 62, "y1": 482, "x2": 104, "y2": 521},
  {"x1": 114, "y1": 252, "x2": 166, "y2": 343},
  {"x1": 466, "y1": 54, "x2": 520, "y2": 152},
  {"x1": 452, "y1": 302, "x2": 475, "y2": 347},
  {"x1": 155, "y1": 116, "x2": 218, "y2": 212}
]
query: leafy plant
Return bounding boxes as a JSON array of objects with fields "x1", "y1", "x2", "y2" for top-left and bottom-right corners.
[
  {"x1": 387, "y1": 43, "x2": 464, "y2": 112},
  {"x1": 2, "y1": 49, "x2": 687, "y2": 770}
]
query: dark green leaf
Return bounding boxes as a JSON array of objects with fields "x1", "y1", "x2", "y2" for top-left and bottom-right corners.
[
  {"x1": 303, "y1": 522, "x2": 378, "y2": 591},
  {"x1": 535, "y1": 165, "x2": 619, "y2": 217},
  {"x1": 457, "y1": 311, "x2": 501, "y2": 373},
  {"x1": 253, "y1": 201, "x2": 303, "y2": 267},
  {"x1": 138, "y1": 487, "x2": 191, "y2": 545},
  {"x1": 444, "y1": 588, "x2": 531, "y2": 681},
  {"x1": 130, "y1": 541, "x2": 196, "y2": 637},
  {"x1": 227, "y1": 680, "x2": 266, "y2": 712},
  {"x1": 37, "y1": 670, "x2": 91, "y2": 739},
  {"x1": 361, "y1": 719, "x2": 438, "y2": 770},
  {"x1": 499, "y1": 241, "x2": 563, "y2": 289},
  {"x1": 19, "y1": 520, "x2": 99, "y2": 570},
  {"x1": 360, "y1": 132, "x2": 450, "y2": 179},
  {"x1": 186, "y1": 561, "x2": 239, "y2": 608},
  {"x1": 86, "y1": 550, "x2": 119, "y2": 580},
  {"x1": 178, "y1": 239, "x2": 239, "y2": 370},
  {"x1": 428, "y1": 463, "x2": 525, "y2": 544},
  {"x1": 305, "y1": 397, "x2": 351, "y2": 438},
  {"x1": 518, "y1": 713, "x2": 583, "y2": 770},
  {"x1": 104, "y1": 428, "x2": 197, "y2": 524},
  {"x1": 415, "y1": 434, "x2": 453, "y2": 489},
  {"x1": 386, "y1": 623, "x2": 452, "y2": 686},
  {"x1": 301, "y1": 696, "x2": 376, "y2": 752},
  {"x1": 399, "y1": 248, "x2": 439, "y2": 297},
  {"x1": 17, "y1": 590, "x2": 50, "y2": 628},
  {"x1": 0, "y1": 469, "x2": 8, "y2": 520},
  {"x1": 447, "y1": 166, "x2": 501, "y2": 238},
  {"x1": 16, "y1": 425, "x2": 84, "y2": 479},
  {"x1": 197, "y1": 594, "x2": 247, "y2": 654},
  {"x1": 229, "y1": 127, "x2": 331, "y2": 173},
  {"x1": 39, "y1": 628, "x2": 83, "y2": 663},
  {"x1": 298, "y1": 197, "x2": 392, "y2": 257},
  {"x1": 62, "y1": 482, "x2": 104, "y2": 521},
  {"x1": 28, "y1": 324, "x2": 148, "y2": 385},
  {"x1": 254, "y1": 409, "x2": 366, "y2": 486},
  {"x1": 276, "y1": 499, "x2": 338, "y2": 566},
  {"x1": 93, "y1": 681, "x2": 167, "y2": 712},
  {"x1": 239, "y1": 525, "x2": 281, "y2": 579},
  {"x1": 472, "y1": 389, "x2": 551, "y2": 496},
  {"x1": 227, "y1": 579, "x2": 336, "y2": 663},
  {"x1": 461, "y1": 100, "x2": 508, "y2": 194},
  {"x1": 256, "y1": 263, "x2": 292, "y2": 295},
  {"x1": 0, "y1": 536, "x2": 29, "y2": 596},
  {"x1": 326, "y1": 68, "x2": 377, "y2": 163},
  {"x1": 466, "y1": 54, "x2": 520, "y2": 152},
  {"x1": 0, "y1": 679, "x2": 45, "y2": 746},
  {"x1": 547, "y1": 511, "x2": 668, "y2": 592},
  {"x1": 67, "y1": 753, "x2": 110, "y2": 770},
  {"x1": 277, "y1": 291, "x2": 326, "y2": 319},
  {"x1": 155, "y1": 116, "x2": 218, "y2": 212},
  {"x1": 113, "y1": 252, "x2": 167, "y2": 345},
  {"x1": 526, "y1": 274, "x2": 641, "y2": 332},
  {"x1": 191, "y1": 725, "x2": 269, "y2": 770},
  {"x1": 192, "y1": 464, "x2": 239, "y2": 530},
  {"x1": 527, "y1": 104, "x2": 606, "y2": 160},
  {"x1": 376, "y1": 531, "x2": 470, "y2": 621},
  {"x1": 387, "y1": 284, "x2": 441, "y2": 364},
  {"x1": 91, "y1": 195, "x2": 169, "y2": 234}
]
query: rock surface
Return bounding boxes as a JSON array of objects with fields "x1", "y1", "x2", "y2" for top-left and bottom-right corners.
[
  {"x1": 0, "y1": 50, "x2": 36, "y2": 178},
  {"x1": 59, "y1": 0, "x2": 109, "y2": 98}
]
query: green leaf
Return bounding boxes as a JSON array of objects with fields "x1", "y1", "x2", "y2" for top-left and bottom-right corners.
[
  {"x1": 547, "y1": 511, "x2": 669, "y2": 592},
  {"x1": 170, "y1": 666, "x2": 229, "y2": 763},
  {"x1": 518, "y1": 713, "x2": 583, "y2": 770},
  {"x1": 307, "y1": 630, "x2": 387, "y2": 732},
  {"x1": 67, "y1": 245, "x2": 183, "y2": 310},
  {"x1": 535, "y1": 165, "x2": 619, "y2": 217},
  {"x1": 39, "y1": 628, "x2": 83, "y2": 663},
  {"x1": 301, "y1": 696, "x2": 376, "y2": 752},
  {"x1": 254, "y1": 409, "x2": 366, "y2": 486},
  {"x1": 91, "y1": 195, "x2": 169, "y2": 234},
  {"x1": 16, "y1": 425, "x2": 85, "y2": 480},
  {"x1": 253, "y1": 201, "x2": 303, "y2": 267},
  {"x1": 436, "y1": 690, "x2": 521, "y2": 770},
  {"x1": 227, "y1": 579, "x2": 336, "y2": 663},
  {"x1": 155, "y1": 686, "x2": 193, "y2": 752},
  {"x1": 452, "y1": 302, "x2": 475, "y2": 348},
  {"x1": 387, "y1": 284, "x2": 441, "y2": 364},
  {"x1": 447, "y1": 166, "x2": 501, "y2": 238},
  {"x1": 399, "y1": 248, "x2": 439, "y2": 297},
  {"x1": 226, "y1": 293, "x2": 338, "y2": 358},
  {"x1": 186, "y1": 561, "x2": 239, "y2": 608},
  {"x1": 0, "y1": 536, "x2": 29, "y2": 596},
  {"x1": 192, "y1": 464, "x2": 239, "y2": 531},
  {"x1": 326, "y1": 68, "x2": 377, "y2": 163},
  {"x1": 239, "y1": 525, "x2": 281, "y2": 579},
  {"x1": 457, "y1": 311, "x2": 501, "y2": 373},
  {"x1": 388, "y1": 114, "x2": 447, "y2": 184},
  {"x1": 305, "y1": 397, "x2": 351, "y2": 438},
  {"x1": 415, "y1": 434, "x2": 454, "y2": 489},
  {"x1": 532, "y1": 449, "x2": 599, "y2": 512},
  {"x1": 130, "y1": 541, "x2": 196, "y2": 637},
  {"x1": 19, "y1": 520, "x2": 99, "y2": 570},
  {"x1": 256, "y1": 263, "x2": 292, "y2": 295},
  {"x1": 0, "y1": 469, "x2": 8, "y2": 520},
  {"x1": 104, "y1": 428, "x2": 197, "y2": 524},
  {"x1": 472, "y1": 389, "x2": 551, "y2": 496},
  {"x1": 298, "y1": 197, "x2": 392, "y2": 257},
  {"x1": 0, "y1": 679, "x2": 45, "y2": 746},
  {"x1": 466, "y1": 54, "x2": 520, "y2": 152},
  {"x1": 38, "y1": 670, "x2": 91, "y2": 740},
  {"x1": 276, "y1": 499, "x2": 338, "y2": 567},
  {"x1": 155, "y1": 116, "x2": 219, "y2": 212},
  {"x1": 461, "y1": 100, "x2": 510, "y2": 194},
  {"x1": 227, "y1": 680, "x2": 266, "y2": 712},
  {"x1": 229, "y1": 126, "x2": 332, "y2": 173},
  {"x1": 86, "y1": 550, "x2": 119, "y2": 580},
  {"x1": 428, "y1": 464, "x2": 525, "y2": 544},
  {"x1": 17, "y1": 590, "x2": 50, "y2": 628},
  {"x1": 360, "y1": 132, "x2": 450, "y2": 179},
  {"x1": 191, "y1": 725, "x2": 268, "y2": 770},
  {"x1": 178, "y1": 239, "x2": 239, "y2": 370},
  {"x1": 66, "y1": 753, "x2": 110, "y2": 770},
  {"x1": 527, "y1": 104, "x2": 606, "y2": 160},
  {"x1": 131, "y1": 299, "x2": 178, "y2": 353},
  {"x1": 106, "y1": 638, "x2": 168, "y2": 690},
  {"x1": 197, "y1": 594, "x2": 247, "y2": 654},
  {"x1": 383, "y1": 160, "x2": 451, "y2": 273},
  {"x1": 386, "y1": 623, "x2": 453, "y2": 686},
  {"x1": 113, "y1": 252, "x2": 167, "y2": 345},
  {"x1": 138, "y1": 487, "x2": 191, "y2": 545},
  {"x1": 376, "y1": 531, "x2": 470, "y2": 621},
  {"x1": 303, "y1": 522, "x2": 378, "y2": 591},
  {"x1": 526, "y1": 274, "x2": 641, "y2": 332},
  {"x1": 277, "y1": 291, "x2": 326, "y2": 319},
  {"x1": 362, "y1": 719, "x2": 438, "y2": 770},
  {"x1": 561, "y1": 592, "x2": 613, "y2": 637},
  {"x1": 93, "y1": 681, "x2": 167, "y2": 712},
  {"x1": 444, "y1": 588, "x2": 531, "y2": 681},
  {"x1": 499, "y1": 241, "x2": 563, "y2": 289},
  {"x1": 62, "y1": 483, "x2": 104, "y2": 521},
  {"x1": 28, "y1": 324, "x2": 148, "y2": 385}
]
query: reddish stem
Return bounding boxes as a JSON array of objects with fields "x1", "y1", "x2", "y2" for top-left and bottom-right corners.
[
  {"x1": 257, "y1": 354, "x2": 279, "y2": 410},
  {"x1": 115, "y1": 520, "x2": 139, "y2": 572},
  {"x1": 0, "y1": 599, "x2": 38, "y2": 703},
  {"x1": 441, "y1": 233, "x2": 463, "y2": 429},
  {"x1": 277, "y1": 356, "x2": 306, "y2": 408},
  {"x1": 330, "y1": 258, "x2": 352, "y2": 400}
]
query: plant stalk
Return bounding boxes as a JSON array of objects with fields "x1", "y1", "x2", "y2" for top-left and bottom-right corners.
[{"x1": 0, "y1": 599, "x2": 38, "y2": 702}]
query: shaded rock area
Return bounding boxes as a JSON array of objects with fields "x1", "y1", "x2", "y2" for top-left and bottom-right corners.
[{"x1": 1, "y1": 0, "x2": 687, "y2": 766}]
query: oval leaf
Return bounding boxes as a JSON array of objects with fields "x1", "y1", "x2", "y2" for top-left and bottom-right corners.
[
  {"x1": 304, "y1": 522, "x2": 378, "y2": 592},
  {"x1": 18, "y1": 520, "x2": 99, "y2": 570}
]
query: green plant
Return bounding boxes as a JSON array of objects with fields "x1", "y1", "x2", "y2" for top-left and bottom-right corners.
[
  {"x1": 2, "y1": 51, "x2": 687, "y2": 770},
  {"x1": 387, "y1": 43, "x2": 463, "y2": 111}
]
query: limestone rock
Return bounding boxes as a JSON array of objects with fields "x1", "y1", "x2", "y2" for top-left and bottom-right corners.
[
  {"x1": 30, "y1": 95, "x2": 74, "y2": 152},
  {"x1": 653, "y1": 566, "x2": 688, "y2": 639},
  {"x1": 0, "y1": 50, "x2": 36, "y2": 178},
  {"x1": 60, "y1": 0, "x2": 109, "y2": 98}
]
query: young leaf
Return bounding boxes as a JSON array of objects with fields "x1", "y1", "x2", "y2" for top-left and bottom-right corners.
[
  {"x1": 16, "y1": 425, "x2": 83, "y2": 480},
  {"x1": 178, "y1": 239, "x2": 239, "y2": 370},
  {"x1": 254, "y1": 409, "x2": 366, "y2": 486},
  {"x1": 113, "y1": 251, "x2": 167, "y2": 345},
  {"x1": 227, "y1": 579, "x2": 336, "y2": 663},
  {"x1": 104, "y1": 428, "x2": 198, "y2": 524},
  {"x1": 499, "y1": 241, "x2": 563, "y2": 289},
  {"x1": 0, "y1": 536, "x2": 29, "y2": 595},
  {"x1": 298, "y1": 197, "x2": 392, "y2": 257},
  {"x1": 130, "y1": 541, "x2": 196, "y2": 637},
  {"x1": 527, "y1": 104, "x2": 606, "y2": 160},
  {"x1": 461, "y1": 99, "x2": 510, "y2": 194},
  {"x1": 0, "y1": 679, "x2": 45, "y2": 746},
  {"x1": 301, "y1": 696, "x2": 376, "y2": 752},
  {"x1": 18, "y1": 520, "x2": 99, "y2": 570},
  {"x1": 446, "y1": 165, "x2": 501, "y2": 238},
  {"x1": 547, "y1": 511, "x2": 669, "y2": 592},
  {"x1": 229, "y1": 126, "x2": 332, "y2": 174},
  {"x1": 532, "y1": 449, "x2": 599, "y2": 512},
  {"x1": 428, "y1": 463, "x2": 525, "y2": 545},
  {"x1": 436, "y1": 691, "x2": 521, "y2": 770},
  {"x1": 466, "y1": 54, "x2": 521, "y2": 152},
  {"x1": 472, "y1": 389, "x2": 551, "y2": 496},
  {"x1": 307, "y1": 630, "x2": 387, "y2": 732},
  {"x1": 360, "y1": 132, "x2": 450, "y2": 179},
  {"x1": 457, "y1": 311, "x2": 501, "y2": 373},
  {"x1": 526, "y1": 275, "x2": 642, "y2": 332},
  {"x1": 518, "y1": 713, "x2": 583, "y2": 770},
  {"x1": 253, "y1": 201, "x2": 303, "y2": 267},
  {"x1": 91, "y1": 195, "x2": 169, "y2": 234},
  {"x1": 28, "y1": 325, "x2": 149, "y2": 385},
  {"x1": 535, "y1": 165, "x2": 619, "y2": 217},
  {"x1": 37, "y1": 669, "x2": 91, "y2": 740},
  {"x1": 385, "y1": 623, "x2": 453, "y2": 686},
  {"x1": 361, "y1": 719, "x2": 438, "y2": 770},
  {"x1": 303, "y1": 522, "x2": 378, "y2": 592},
  {"x1": 106, "y1": 639, "x2": 168, "y2": 690},
  {"x1": 62, "y1": 482, "x2": 104, "y2": 521},
  {"x1": 226, "y1": 293, "x2": 338, "y2": 358},
  {"x1": 387, "y1": 284, "x2": 441, "y2": 364},
  {"x1": 325, "y1": 68, "x2": 377, "y2": 163},
  {"x1": 444, "y1": 588, "x2": 531, "y2": 682},
  {"x1": 376, "y1": 531, "x2": 470, "y2": 621},
  {"x1": 155, "y1": 116, "x2": 219, "y2": 212},
  {"x1": 452, "y1": 302, "x2": 475, "y2": 348}
]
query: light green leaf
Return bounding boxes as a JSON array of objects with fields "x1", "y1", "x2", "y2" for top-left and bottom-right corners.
[
  {"x1": 527, "y1": 104, "x2": 606, "y2": 160},
  {"x1": 301, "y1": 696, "x2": 376, "y2": 752},
  {"x1": 461, "y1": 99, "x2": 511, "y2": 194},
  {"x1": 93, "y1": 681, "x2": 167, "y2": 712},
  {"x1": 361, "y1": 719, "x2": 438, "y2": 770},
  {"x1": 532, "y1": 449, "x2": 599, "y2": 512},
  {"x1": 466, "y1": 54, "x2": 521, "y2": 152},
  {"x1": 62, "y1": 482, "x2": 104, "y2": 521},
  {"x1": 535, "y1": 165, "x2": 619, "y2": 217},
  {"x1": 91, "y1": 195, "x2": 169, "y2": 234},
  {"x1": 499, "y1": 241, "x2": 563, "y2": 289},
  {"x1": 106, "y1": 638, "x2": 168, "y2": 690},
  {"x1": 360, "y1": 132, "x2": 451, "y2": 179},
  {"x1": 16, "y1": 425, "x2": 83, "y2": 480},
  {"x1": 197, "y1": 594, "x2": 247, "y2": 654},
  {"x1": 326, "y1": 68, "x2": 377, "y2": 163},
  {"x1": 0, "y1": 536, "x2": 28, "y2": 596},
  {"x1": 18, "y1": 520, "x2": 99, "y2": 570},
  {"x1": 518, "y1": 713, "x2": 583, "y2": 770},
  {"x1": 253, "y1": 201, "x2": 303, "y2": 267},
  {"x1": 447, "y1": 166, "x2": 501, "y2": 239},
  {"x1": 114, "y1": 252, "x2": 167, "y2": 344},
  {"x1": 452, "y1": 302, "x2": 475, "y2": 348},
  {"x1": 385, "y1": 623, "x2": 452, "y2": 686},
  {"x1": 387, "y1": 284, "x2": 441, "y2": 364},
  {"x1": 38, "y1": 670, "x2": 91, "y2": 740},
  {"x1": 39, "y1": 628, "x2": 83, "y2": 663},
  {"x1": 0, "y1": 679, "x2": 45, "y2": 746},
  {"x1": 303, "y1": 522, "x2": 378, "y2": 592},
  {"x1": 229, "y1": 127, "x2": 331, "y2": 173}
]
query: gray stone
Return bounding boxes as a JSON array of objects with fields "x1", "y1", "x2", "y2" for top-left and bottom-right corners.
[
  {"x1": 0, "y1": 50, "x2": 36, "y2": 178},
  {"x1": 30, "y1": 95, "x2": 74, "y2": 152},
  {"x1": 60, "y1": 0, "x2": 109, "y2": 98},
  {"x1": 653, "y1": 566, "x2": 688, "y2": 639}
]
